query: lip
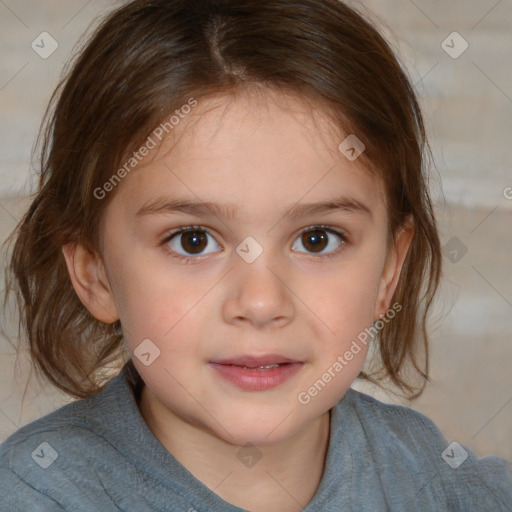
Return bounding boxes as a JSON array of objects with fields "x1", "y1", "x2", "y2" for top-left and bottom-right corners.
[
  {"x1": 209, "y1": 355, "x2": 304, "y2": 391},
  {"x1": 210, "y1": 354, "x2": 301, "y2": 367}
]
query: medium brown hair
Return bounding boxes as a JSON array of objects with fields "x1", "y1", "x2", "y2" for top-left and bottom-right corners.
[{"x1": 4, "y1": 0, "x2": 442, "y2": 399}]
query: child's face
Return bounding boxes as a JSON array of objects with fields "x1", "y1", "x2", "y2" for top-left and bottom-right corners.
[{"x1": 72, "y1": 90, "x2": 411, "y2": 446}]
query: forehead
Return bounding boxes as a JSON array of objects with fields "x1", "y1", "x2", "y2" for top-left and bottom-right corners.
[
  {"x1": 105, "y1": 89, "x2": 386, "y2": 222},
  {"x1": 156, "y1": 88, "x2": 360, "y2": 170}
]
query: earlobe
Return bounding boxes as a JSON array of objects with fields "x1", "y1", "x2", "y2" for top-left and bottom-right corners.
[
  {"x1": 62, "y1": 243, "x2": 119, "y2": 324},
  {"x1": 374, "y1": 218, "x2": 414, "y2": 320}
]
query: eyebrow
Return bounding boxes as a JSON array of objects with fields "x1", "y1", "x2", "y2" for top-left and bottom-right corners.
[{"x1": 135, "y1": 195, "x2": 372, "y2": 221}]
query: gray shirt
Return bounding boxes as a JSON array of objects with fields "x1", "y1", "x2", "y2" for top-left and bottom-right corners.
[{"x1": 1, "y1": 360, "x2": 511, "y2": 511}]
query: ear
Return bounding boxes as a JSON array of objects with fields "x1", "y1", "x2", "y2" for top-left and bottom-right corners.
[
  {"x1": 373, "y1": 217, "x2": 414, "y2": 321},
  {"x1": 62, "y1": 243, "x2": 119, "y2": 324}
]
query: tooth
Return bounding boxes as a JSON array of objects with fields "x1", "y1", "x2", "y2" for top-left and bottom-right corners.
[
  {"x1": 239, "y1": 364, "x2": 283, "y2": 370},
  {"x1": 240, "y1": 364, "x2": 281, "y2": 370}
]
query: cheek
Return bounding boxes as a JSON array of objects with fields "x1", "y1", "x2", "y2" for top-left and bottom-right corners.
[
  {"x1": 301, "y1": 258, "x2": 383, "y2": 338},
  {"x1": 119, "y1": 271, "x2": 206, "y2": 392},
  {"x1": 106, "y1": 252, "x2": 208, "y2": 342}
]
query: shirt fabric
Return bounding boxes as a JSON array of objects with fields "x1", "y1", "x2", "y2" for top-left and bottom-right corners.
[{"x1": 1, "y1": 359, "x2": 511, "y2": 511}]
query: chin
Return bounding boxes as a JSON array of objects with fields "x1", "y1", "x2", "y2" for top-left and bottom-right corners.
[{"x1": 210, "y1": 409, "x2": 309, "y2": 448}]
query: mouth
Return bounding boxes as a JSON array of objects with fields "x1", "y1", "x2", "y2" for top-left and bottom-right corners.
[
  {"x1": 210, "y1": 354, "x2": 302, "y2": 368},
  {"x1": 209, "y1": 355, "x2": 304, "y2": 391}
]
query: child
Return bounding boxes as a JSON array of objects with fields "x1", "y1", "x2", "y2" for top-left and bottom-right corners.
[{"x1": 1, "y1": 0, "x2": 511, "y2": 510}]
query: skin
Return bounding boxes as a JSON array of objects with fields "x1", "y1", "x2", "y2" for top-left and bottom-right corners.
[{"x1": 63, "y1": 88, "x2": 413, "y2": 512}]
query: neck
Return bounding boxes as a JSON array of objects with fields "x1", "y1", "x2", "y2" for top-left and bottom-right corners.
[{"x1": 138, "y1": 384, "x2": 331, "y2": 512}]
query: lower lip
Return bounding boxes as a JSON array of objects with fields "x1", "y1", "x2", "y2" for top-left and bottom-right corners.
[{"x1": 209, "y1": 362, "x2": 304, "y2": 391}]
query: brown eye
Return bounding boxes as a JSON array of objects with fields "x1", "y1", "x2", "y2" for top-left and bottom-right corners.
[
  {"x1": 165, "y1": 228, "x2": 222, "y2": 257},
  {"x1": 292, "y1": 227, "x2": 346, "y2": 255},
  {"x1": 180, "y1": 230, "x2": 208, "y2": 254},
  {"x1": 302, "y1": 229, "x2": 328, "y2": 252}
]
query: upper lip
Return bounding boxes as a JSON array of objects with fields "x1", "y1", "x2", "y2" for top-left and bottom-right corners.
[{"x1": 210, "y1": 355, "x2": 302, "y2": 367}]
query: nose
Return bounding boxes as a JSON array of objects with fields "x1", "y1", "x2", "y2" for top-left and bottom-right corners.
[{"x1": 221, "y1": 253, "x2": 295, "y2": 330}]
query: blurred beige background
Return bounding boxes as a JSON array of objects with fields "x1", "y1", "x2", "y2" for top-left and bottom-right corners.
[{"x1": 1, "y1": 0, "x2": 511, "y2": 463}]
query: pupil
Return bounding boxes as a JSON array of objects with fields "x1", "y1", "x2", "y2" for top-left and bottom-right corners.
[
  {"x1": 303, "y1": 230, "x2": 327, "y2": 252},
  {"x1": 182, "y1": 231, "x2": 207, "y2": 254}
]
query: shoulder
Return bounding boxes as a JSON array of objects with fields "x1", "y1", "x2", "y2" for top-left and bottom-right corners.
[
  {"x1": 0, "y1": 376, "x2": 119, "y2": 467},
  {"x1": 0, "y1": 373, "x2": 139, "y2": 511},
  {"x1": 346, "y1": 387, "x2": 448, "y2": 448},
  {"x1": 0, "y1": 397, "x2": 96, "y2": 465},
  {"x1": 0, "y1": 363, "x2": 137, "y2": 469},
  {"x1": 0, "y1": 403, "x2": 88, "y2": 509},
  {"x1": 342, "y1": 388, "x2": 512, "y2": 510}
]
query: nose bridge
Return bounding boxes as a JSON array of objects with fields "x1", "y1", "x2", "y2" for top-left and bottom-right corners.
[{"x1": 222, "y1": 240, "x2": 294, "y2": 327}]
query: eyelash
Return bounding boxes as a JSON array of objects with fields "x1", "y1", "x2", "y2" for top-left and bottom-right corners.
[{"x1": 160, "y1": 225, "x2": 348, "y2": 264}]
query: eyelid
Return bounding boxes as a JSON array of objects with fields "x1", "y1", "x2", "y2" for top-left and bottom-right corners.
[
  {"x1": 161, "y1": 225, "x2": 348, "y2": 244},
  {"x1": 297, "y1": 224, "x2": 348, "y2": 238},
  {"x1": 161, "y1": 225, "x2": 217, "y2": 243}
]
